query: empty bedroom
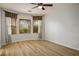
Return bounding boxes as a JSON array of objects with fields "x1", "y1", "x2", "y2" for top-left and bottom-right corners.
[{"x1": 0, "y1": 3, "x2": 79, "y2": 56}]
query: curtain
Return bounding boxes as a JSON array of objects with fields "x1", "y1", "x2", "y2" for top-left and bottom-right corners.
[
  {"x1": 33, "y1": 16, "x2": 42, "y2": 39},
  {"x1": 5, "y1": 11, "x2": 17, "y2": 19},
  {"x1": 5, "y1": 11, "x2": 17, "y2": 34},
  {"x1": 33, "y1": 16, "x2": 42, "y2": 20},
  {"x1": 5, "y1": 11, "x2": 17, "y2": 44}
]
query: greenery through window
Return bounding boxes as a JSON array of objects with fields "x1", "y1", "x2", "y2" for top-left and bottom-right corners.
[{"x1": 19, "y1": 19, "x2": 31, "y2": 33}]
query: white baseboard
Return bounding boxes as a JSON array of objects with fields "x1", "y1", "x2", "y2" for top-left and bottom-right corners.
[{"x1": 47, "y1": 39, "x2": 79, "y2": 51}]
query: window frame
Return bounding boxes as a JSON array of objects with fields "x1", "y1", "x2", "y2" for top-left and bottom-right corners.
[{"x1": 19, "y1": 19, "x2": 31, "y2": 34}]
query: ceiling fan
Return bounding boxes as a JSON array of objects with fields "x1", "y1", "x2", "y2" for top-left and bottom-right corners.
[{"x1": 31, "y1": 3, "x2": 53, "y2": 10}]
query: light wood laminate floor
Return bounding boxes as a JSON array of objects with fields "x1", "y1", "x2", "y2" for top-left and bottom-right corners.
[{"x1": 0, "y1": 40, "x2": 79, "y2": 56}]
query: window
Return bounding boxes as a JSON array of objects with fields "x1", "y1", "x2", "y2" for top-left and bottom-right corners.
[
  {"x1": 6, "y1": 17, "x2": 16, "y2": 34},
  {"x1": 19, "y1": 19, "x2": 31, "y2": 33},
  {"x1": 33, "y1": 16, "x2": 42, "y2": 33},
  {"x1": 33, "y1": 20, "x2": 42, "y2": 33},
  {"x1": 5, "y1": 11, "x2": 17, "y2": 34},
  {"x1": 11, "y1": 18, "x2": 16, "y2": 34},
  {"x1": 5, "y1": 11, "x2": 42, "y2": 34}
]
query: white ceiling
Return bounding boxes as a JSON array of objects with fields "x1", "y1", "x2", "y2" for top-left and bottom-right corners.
[{"x1": 0, "y1": 3, "x2": 54, "y2": 15}]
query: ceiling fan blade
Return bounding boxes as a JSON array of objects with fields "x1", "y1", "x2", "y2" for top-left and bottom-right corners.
[
  {"x1": 32, "y1": 6, "x2": 39, "y2": 9},
  {"x1": 42, "y1": 7, "x2": 45, "y2": 10},
  {"x1": 31, "y1": 3, "x2": 38, "y2": 5},
  {"x1": 43, "y1": 4, "x2": 53, "y2": 6}
]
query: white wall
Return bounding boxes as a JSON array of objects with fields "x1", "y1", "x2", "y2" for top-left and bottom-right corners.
[
  {"x1": 0, "y1": 8, "x2": 7, "y2": 47},
  {"x1": 45, "y1": 4, "x2": 79, "y2": 50},
  {"x1": 11, "y1": 13, "x2": 39, "y2": 42},
  {"x1": 11, "y1": 34, "x2": 38, "y2": 42},
  {"x1": 1, "y1": 9, "x2": 7, "y2": 46},
  {"x1": 41, "y1": 15, "x2": 45, "y2": 40},
  {"x1": 0, "y1": 8, "x2": 2, "y2": 48}
]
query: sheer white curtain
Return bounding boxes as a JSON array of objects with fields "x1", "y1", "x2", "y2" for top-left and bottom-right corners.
[
  {"x1": 1, "y1": 10, "x2": 8, "y2": 46},
  {"x1": 0, "y1": 9, "x2": 2, "y2": 48},
  {"x1": 5, "y1": 17, "x2": 12, "y2": 44}
]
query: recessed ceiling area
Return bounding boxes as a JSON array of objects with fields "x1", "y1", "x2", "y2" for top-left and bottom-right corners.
[{"x1": 0, "y1": 3, "x2": 53, "y2": 15}]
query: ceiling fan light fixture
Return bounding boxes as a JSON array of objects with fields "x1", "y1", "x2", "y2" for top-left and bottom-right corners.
[{"x1": 38, "y1": 6, "x2": 42, "y2": 9}]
